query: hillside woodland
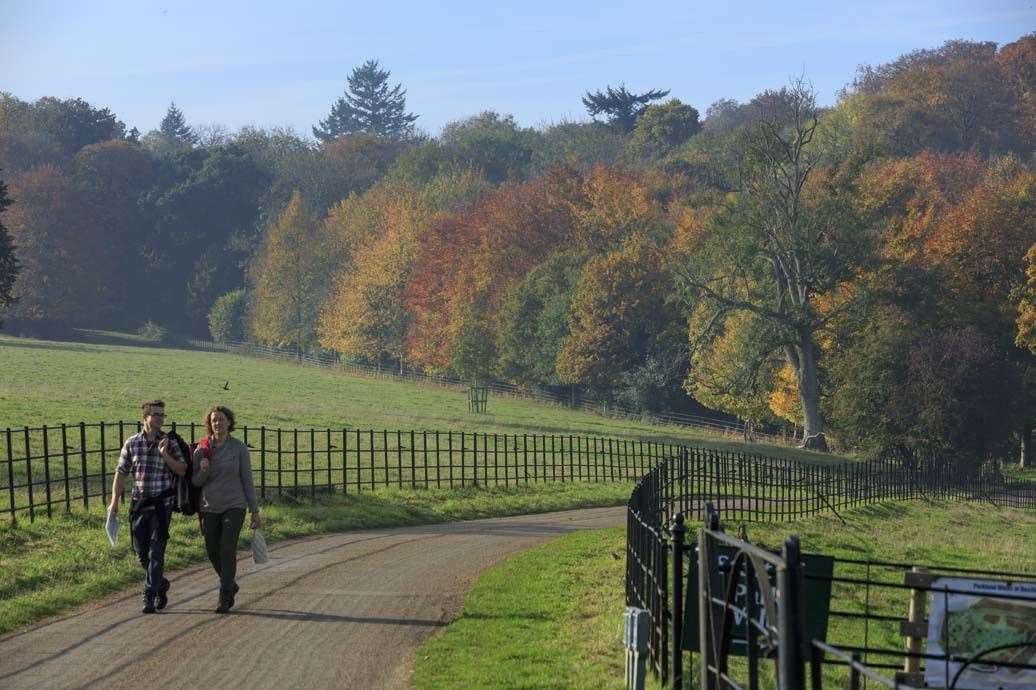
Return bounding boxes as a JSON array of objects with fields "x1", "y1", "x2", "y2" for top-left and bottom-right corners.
[{"x1": 2, "y1": 39, "x2": 1035, "y2": 462}]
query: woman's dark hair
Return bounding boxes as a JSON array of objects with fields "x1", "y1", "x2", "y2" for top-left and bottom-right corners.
[{"x1": 204, "y1": 405, "x2": 236, "y2": 436}]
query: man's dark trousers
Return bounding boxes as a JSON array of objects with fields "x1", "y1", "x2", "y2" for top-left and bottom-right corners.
[{"x1": 131, "y1": 506, "x2": 171, "y2": 598}]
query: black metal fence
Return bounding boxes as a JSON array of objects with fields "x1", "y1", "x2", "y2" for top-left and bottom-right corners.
[
  {"x1": 625, "y1": 451, "x2": 1036, "y2": 688},
  {"x1": 2, "y1": 420, "x2": 680, "y2": 523}
]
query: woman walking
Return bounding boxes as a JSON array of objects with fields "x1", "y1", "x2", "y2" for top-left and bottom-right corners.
[{"x1": 192, "y1": 405, "x2": 261, "y2": 613}]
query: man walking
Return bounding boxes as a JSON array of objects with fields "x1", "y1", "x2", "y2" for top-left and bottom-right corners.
[{"x1": 108, "y1": 400, "x2": 187, "y2": 613}]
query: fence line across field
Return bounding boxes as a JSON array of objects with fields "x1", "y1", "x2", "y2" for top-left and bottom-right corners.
[
  {"x1": 1, "y1": 421, "x2": 681, "y2": 522},
  {"x1": 5, "y1": 421, "x2": 1036, "y2": 525}
]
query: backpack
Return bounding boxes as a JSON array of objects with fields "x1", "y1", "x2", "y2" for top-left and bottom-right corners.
[{"x1": 167, "y1": 430, "x2": 205, "y2": 516}]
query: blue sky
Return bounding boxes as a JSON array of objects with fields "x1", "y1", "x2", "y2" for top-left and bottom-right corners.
[{"x1": 2, "y1": 0, "x2": 1033, "y2": 138}]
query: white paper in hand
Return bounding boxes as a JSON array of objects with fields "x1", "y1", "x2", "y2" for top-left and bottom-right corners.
[
  {"x1": 252, "y1": 529, "x2": 269, "y2": 564},
  {"x1": 105, "y1": 509, "x2": 118, "y2": 547}
]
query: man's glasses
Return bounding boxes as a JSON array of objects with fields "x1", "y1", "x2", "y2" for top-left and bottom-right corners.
[{"x1": 147, "y1": 411, "x2": 166, "y2": 417}]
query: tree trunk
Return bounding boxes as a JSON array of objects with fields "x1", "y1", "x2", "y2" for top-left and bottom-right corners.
[
  {"x1": 1021, "y1": 423, "x2": 1032, "y2": 469},
  {"x1": 792, "y1": 331, "x2": 827, "y2": 451}
]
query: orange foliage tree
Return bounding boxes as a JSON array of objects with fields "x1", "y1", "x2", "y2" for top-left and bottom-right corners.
[
  {"x1": 844, "y1": 152, "x2": 1036, "y2": 462},
  {"x1": 403, "y1": 163, "x2": 665, "y2": 378}
]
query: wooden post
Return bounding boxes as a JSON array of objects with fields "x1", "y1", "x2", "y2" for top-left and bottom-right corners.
[{"x1": 898, "y1": 566, "x2": 930, "y2": 687}]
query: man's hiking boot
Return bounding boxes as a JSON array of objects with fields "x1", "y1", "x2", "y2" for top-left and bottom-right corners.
[
  {"x1": 155, "y1": 579, "x2": 170, "y2": 610},
  {"x1": 142, "y1": 594, "x2": 156, "y2": 614}
]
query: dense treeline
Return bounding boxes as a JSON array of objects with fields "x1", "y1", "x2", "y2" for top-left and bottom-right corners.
[{"x1": 1, "y1": 37, "x2": 1034, "y2": 463}]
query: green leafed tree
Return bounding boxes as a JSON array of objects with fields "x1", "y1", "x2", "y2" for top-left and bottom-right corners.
[
  {"x1": 582, "y1": 84, "x2": 670, "y2": 134},
  {"x1": 313, "y1": 60, "x2": 418, "y2": 141},
  {"x1": 0, "y1": 173, "x2": 19, "y2": 327},
  {"x1": 248, "y1": 191, "x2": 332, "y2": 354},
  {"x1": 627, "y1": 99, "x2": 702, "y2": 158},
  {"x1": 439, "y1": 111, "x2": 541, "y2": 184},
  {"x1": 208, "y1": 288, "x2": 247, "y2": 343},
  {"x1": 496, "y1": 251, "x2": 586, "y2": 387}
]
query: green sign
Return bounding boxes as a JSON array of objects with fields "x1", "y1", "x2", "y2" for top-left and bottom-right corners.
[{"x1": 682, "y1": 546, "x2": 834, "y2": 653}]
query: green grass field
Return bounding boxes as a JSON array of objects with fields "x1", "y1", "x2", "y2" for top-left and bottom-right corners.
[
  {"x1": 0, "y1": 333, "x2": 833, "y2": 462},
  {"x1": 410, "y1": 499, "x2": 1036, "y2": 690},
  {"x1": 1, "y1": 333, "x2": 847, "y2": 522}
]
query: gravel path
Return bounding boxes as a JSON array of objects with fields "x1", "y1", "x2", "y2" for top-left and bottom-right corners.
[{"x1": 0, "y1": 506, "x2": 626, "y2": 689}]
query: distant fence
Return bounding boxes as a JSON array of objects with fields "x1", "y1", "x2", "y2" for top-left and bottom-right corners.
[
  {"x1": 1, "y1": 421, "x2": 680, "y2": 523},
  {"x1": 192, "y1": 339, "x2": 781, "y2": 443},
  {"x1": 626, "y1": 450, "x2": 1036, "y2": 686}
]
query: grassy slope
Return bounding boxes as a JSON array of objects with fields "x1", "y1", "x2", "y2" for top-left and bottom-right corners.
[
  {"x1": 411, "y1": 499, "x2": 1036, "y2": 690},
  {"x1": 0, "y1": 333, "x2": 835, "y2": 463}
]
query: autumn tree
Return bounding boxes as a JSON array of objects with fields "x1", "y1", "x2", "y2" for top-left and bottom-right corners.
[
  {"x1": 404, "y1": 169, "x2": 578, "y2": 372},
  {"x1": 995, "y1": 33, "x2": 1036, "y2": 151},
  {"x1": 313, "y1": 60, "x2": 418, "y2": 141},
  {"x1": 684, "y1": 308, "x2": 784, "y2": 428},
  {"x1": 319, "y1": 188, "x2": 431, "y2": 370},
  {"x1": 582, "y1": 85, "x2": 670, "y2": 133},
  {"x1": 848, "y1": 39, "x2": 1029, "y2": 156},
  {"x1": 5, "y1": 166, "x2": 116, "y2": 323},
  {"x1": 561, "y1": 164, "x2": 662, "y2": 251},
  {"x1": 0, "y1": 174, "x2": 18, "y2": 326},
  {"x1": 556, "y1": 238, "x2": 684, "y2": 404},
  {"x1": 836, "y1": 153, "x2": 1036, "y2": 463},
  {"x1": 248, "y1": 192, "x2": 332, "y2": 354},
  {"x1": 679, "y1": 82, "x2": 873, "y2": 449}
]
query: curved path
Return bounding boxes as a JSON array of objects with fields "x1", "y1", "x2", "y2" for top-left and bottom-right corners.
[{"x1": 0, "y1": 506, "x2": 626, "y2": 689}]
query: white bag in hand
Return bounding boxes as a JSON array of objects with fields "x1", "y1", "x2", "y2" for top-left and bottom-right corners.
[
  {"x1": 252, "y1": 529, "x2": 269, "y2": 564},
  {"x1": 105, "y1": 509, "x2": 119, "y2": 547}
]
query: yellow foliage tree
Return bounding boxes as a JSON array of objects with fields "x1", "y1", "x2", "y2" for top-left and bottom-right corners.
[
  {"x1": 248, "y1": 192, "x2": 332, "y2": 353},
  {"x1": 684, "y1": 309, "x2": 782, "y2": 424},
  {"x1": 319, "y1": 190, "x2": 432, "y2": 369}
]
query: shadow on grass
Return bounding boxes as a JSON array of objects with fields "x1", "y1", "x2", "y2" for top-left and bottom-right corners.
[
  {"x1": 845, "y1": 502, "x2": 913, "y2": 521},
  {"x1": 459, "y1": 611, "x2": 554, "y2": 622}
]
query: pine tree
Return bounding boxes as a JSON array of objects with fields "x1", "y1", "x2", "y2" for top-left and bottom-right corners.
[
  {"x1": 581, "y1": 85, "x2": 670, "y2": 134},
  {"x1": 313, "y1": 60, "x2": 418, "y2": 141},
  {"x1": 159, "y1": 102, "x2": 198, "y2": 146},
  {"x1": 0, "y1": 174, "x2": 19, "y2": 328}
]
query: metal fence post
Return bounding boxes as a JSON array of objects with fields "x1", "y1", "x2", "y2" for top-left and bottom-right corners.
[
  {"x1": 778, "y1": 535, "x2": 806, "y2": 690},
  {"x1": 671, "y1": 513, "x2": 685, "y2": 690}
]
